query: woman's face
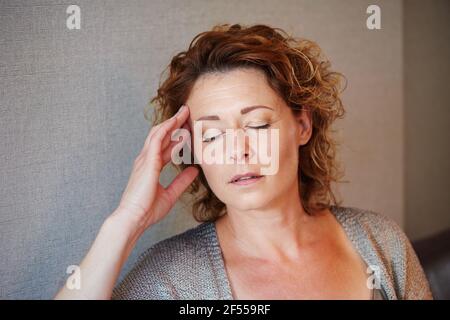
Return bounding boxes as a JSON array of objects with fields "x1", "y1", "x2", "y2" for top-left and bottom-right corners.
[{"x1": 186, "y1": 67, "x2": 312, "y2": 211}]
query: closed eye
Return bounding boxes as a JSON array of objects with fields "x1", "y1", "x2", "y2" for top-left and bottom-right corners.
[
  {"x1": 202, "y1": 129, "x2": 224, "y2": 143},
  {"x1": 202, "y1": 124, "x2": 271, "y2": 143},
  {"x1": 247, "y1": 124, "x2": 271, "y2": 129},
  {"x1": 202, "y1": 134, "x2": 222, "y2": 143}
]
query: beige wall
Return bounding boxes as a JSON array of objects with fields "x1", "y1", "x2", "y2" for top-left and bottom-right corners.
[{"x1": 404, "y1": 0, "x2": 450, "y2": 240}]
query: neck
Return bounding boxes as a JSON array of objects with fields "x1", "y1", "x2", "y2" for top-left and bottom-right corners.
[{"x1": 217, "y1": 184, "x2": 323, "y2": 262}]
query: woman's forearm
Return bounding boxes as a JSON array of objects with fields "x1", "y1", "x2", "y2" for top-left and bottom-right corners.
[
  {"x1": 54, "y1": 106, "x2": 197, "y2": 299},
  {"x1": 54, "y1": 208, "x2": 142, "y2": 300}
]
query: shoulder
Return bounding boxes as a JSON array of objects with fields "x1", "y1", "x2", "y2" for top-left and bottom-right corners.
[
  {"x1": 112, "y1": 222, "x2": 212, "y2": 300},
  {"x1": 331, "y1": 205, "x2": 409, "y2": 262},
  {"x1": 137, "y1": 221, "x2": 210, "y2": 264},
  {"x1": 333, "y1": 205, "x2": 407, "y2": 248},
  {"x1": 332, "y1": 205, "x2": 433, "y2": 299}
]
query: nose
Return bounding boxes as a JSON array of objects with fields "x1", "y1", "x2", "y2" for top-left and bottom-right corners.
[{"x1": 228, "y1": 129, "x2": 252, "y2": 163}]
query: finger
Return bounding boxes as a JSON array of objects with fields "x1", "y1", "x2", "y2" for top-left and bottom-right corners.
[
  {"x1": 161, "y1": 139, "x2": 180, "y2": 165},
  {"x1": 143, "y1": 119, "x2": 172, "y2": 151},
  {"x1": 148, "y1": 108, "x2": 189, "y2": 160},
  {"x1": 160, "y1": 106, "x2": 190, "y2": 150},
  {"x1": 159, "y1": 105, "x2": 189, "y2": 138},
  {"x1": 161, "y1": 127, "x2": 191, "y2": 165},
  {"x1": 144, "y1": 105, "x2": 189, "y2": 153},
  {"x1": 164, "y1": 166, "x2": 199, "y2": 204},
  {"x1": 181, "y1": 123, "x2": 190, "y2": 132},
  {"x1": 184, "y1": 120, "x2": 192, "y2": 133},
  {"x1": 181, "y1": 122, "x2": 194, "y2": 147},
  {"x1": 143, "y1": 105, "x2": 185, "y2": 150},
  {"x1": 160, "y1": 114, "x2": 192, "y2": 155},
  {"x1": 146, "y1": 113, "x2": 186, "y2": 169}
]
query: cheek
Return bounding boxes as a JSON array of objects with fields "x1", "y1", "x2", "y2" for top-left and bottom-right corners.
[
  {"x1": 199, "y1": 163, "x2": 221, "y2": 185},
  {"x1": 276, "y1": 123, "x2": 300, "y2": 167},
  {"x1": 268, "y1": 121, "x2": 298, "y2": 156},
  {"x1": 281, "y1": 127, "x2": 297, "y2": 153}
]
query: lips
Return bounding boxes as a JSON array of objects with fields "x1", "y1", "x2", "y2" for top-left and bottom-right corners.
[{"x1": 229, "y1": 172, "x2": 264, "y2": 183}]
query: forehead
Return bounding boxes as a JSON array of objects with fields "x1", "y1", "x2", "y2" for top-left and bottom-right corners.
[{"x1": 186, "y1": 68, "x2": 282, "y2": 119}]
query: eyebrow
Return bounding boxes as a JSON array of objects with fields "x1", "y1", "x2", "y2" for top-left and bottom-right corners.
[{"x1": 195, "y1": 105, "x2": 274, "y2": 121}]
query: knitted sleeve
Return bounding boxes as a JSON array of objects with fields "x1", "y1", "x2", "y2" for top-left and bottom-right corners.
[
  {"x1": 111, "y1": 243, "x2": 176, "y2": 300},
  {"x1": 360, "y1": 209, "x2": 434, "y2": 300},
  {"x1": 391, "y1": 221, "x2": 434, "y2": 300}
]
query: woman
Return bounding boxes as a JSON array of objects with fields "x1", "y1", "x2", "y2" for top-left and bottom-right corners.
[{"x1": 55, "y1": 24, "x2": 433, "y2": 300}]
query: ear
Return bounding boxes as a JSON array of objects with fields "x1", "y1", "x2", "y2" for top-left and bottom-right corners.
[{"x1": 293, "y1": 106, "x2": 313, "y2": 146}]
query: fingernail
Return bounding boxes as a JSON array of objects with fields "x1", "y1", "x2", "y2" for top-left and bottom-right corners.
[
  {"x1": 173, "y1": 105, "x2": 185, "y2": 118},
  {"x1": 178, "y1": 105, "x2": 186, "y2": 113}
]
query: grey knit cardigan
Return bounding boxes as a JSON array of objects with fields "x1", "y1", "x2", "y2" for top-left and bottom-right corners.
[{"x1": 111, "y1": 205, "x2": 433, "y2": 300}]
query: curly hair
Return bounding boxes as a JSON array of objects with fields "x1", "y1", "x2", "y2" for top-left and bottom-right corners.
[{"x1": 146, "y1": 23, "x2": 347, "y2": 222}]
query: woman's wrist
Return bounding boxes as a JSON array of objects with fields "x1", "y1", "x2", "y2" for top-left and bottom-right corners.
[
  {"x1": 54, "y1": 208, "x2": 145, "y2": 300},
  {"x1": 104, "y1": 207, "x2": 147, "y2": 249}
]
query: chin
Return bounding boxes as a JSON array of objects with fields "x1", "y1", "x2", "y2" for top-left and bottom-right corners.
[{"x1": 225, "y1": 192, "x2": 272, "y2": 211}]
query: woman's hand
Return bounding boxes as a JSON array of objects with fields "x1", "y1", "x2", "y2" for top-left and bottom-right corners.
[
  {"x1": 114, "y1": 105, "x2": 199, "y2": 235},
  {"x1": 54, "y1": 105, "x2": 198, "y2": 300}
]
